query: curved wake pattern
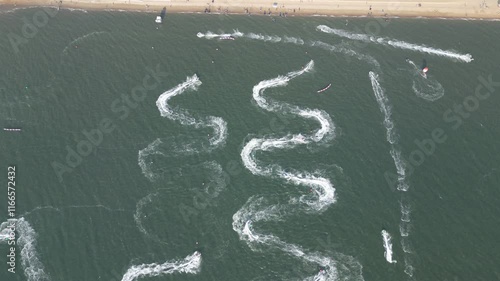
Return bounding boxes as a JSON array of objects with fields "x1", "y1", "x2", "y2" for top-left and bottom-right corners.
[
  {"x1": 234, "y1": 61, "x2": 364, "y2": 281},
  {"x1": 318, "y1": 25, "x2": 473, "y2": 63},
  {"x1": 133, "y1": 76, "x2": 227, "y2": 278},
  {"x1": 406, "y1": 59, "x2": 445, "y2": 101},
  {"x1": 138, "y1": 75, "x2": 228, "y2": 181},
  {"x1": 197, "y1": 30, "x2": 304, "y2": 45},
  {"x1": 121, "y1": 251, "x2": 201, "y2": 281},
  {"x1": 135, "y1": 161, "x2": 227, "y2": 244},
  {"x1": 369, "y1": 72, "x2": 415, "y2": 278},
  {"x1": 62, "y1": 31, "x2": 108, "y2": 55},
  {"x1": 0, "y1": 218, "x2": 51, "y2": 281}
]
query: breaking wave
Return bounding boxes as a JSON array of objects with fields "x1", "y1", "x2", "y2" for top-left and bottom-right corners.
[
  {"x1": 234, "y1": 61, "x2": 364, "y2": 281},
  {"x1": 138, "y1": 74, "x2": 227, "y2": 181},
  {"x1": 369, "y1": 72, "x2": 415, "y2": 278},
  {"x1": 381, "y1": 230, "x2": 397, "y2": 264},
  {"x1": 121, "y1": 251, "x2": 201, "y2": 281},
  {"x1": 318, "y1": 25, "x2": 473, "y2": 63}
]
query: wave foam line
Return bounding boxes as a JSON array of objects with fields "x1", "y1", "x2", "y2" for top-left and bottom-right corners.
[
  {"x1": 381, "y1": 230, "x2": 397, "y2": 264},
  {"x1": 121, "y1": 251, "x2": 201, "y2": 281},
  {"x1": 370, "y1": 72, "x2": 415, "y2": 278},
  {"x1": 235, "y1": 61, "x2": 364, "y2": 280},
  {"x1": 318, "y1": 25, "x2": 473, "y2": 63}
]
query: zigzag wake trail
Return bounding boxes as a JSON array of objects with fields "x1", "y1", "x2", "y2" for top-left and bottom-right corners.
[
  {"x1": 369, "y1": 72, "x2": 415, "y2": 278},
  {"x1": 138, "y1": 74, "x2": 227, "y2": 181},
  {"x1": 318, "y1": 25, "x2": 473, "y2": 63},
  {"x1": 133, "y1": 75, "x2": 230, "y2": 278},
  {"x1": 407, "y1": 59, "x2": 445, "y2": 101},
  {"x1": 234, "y1": 61, "x2": 364, "y2": 281},
  {"x1": 121, "y1": 251, "x2": 201, "y2": 281},
  {"x1": 0, "y1": 218, "x2": 51, "y2": 281}
]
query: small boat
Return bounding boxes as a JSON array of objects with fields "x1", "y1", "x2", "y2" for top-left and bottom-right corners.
[
  {"x1": 406, "y1": 58, "x2": 428, "y2": 79},
  {"x1": 316, "y1": 83, "x2": 331, "y2": 93},
  {"x1": 219, "y1": 36, "x2": 235, "y2": 40},
  {"x1": 3, "y1": 128, "x2": 21, "y2": 132},
  {"x1": 421, "y1": 66, "x2": 429, "y2": 79},
  {"x1": 156, "y1": 7, "x2": 166, "y2": 23}
]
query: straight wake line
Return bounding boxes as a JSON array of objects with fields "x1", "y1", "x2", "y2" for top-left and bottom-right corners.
[
  {"x1": 369, "y1": 72, "x2": 415, "y2": 279},
  {"x1": 318, "y1": 25, "x2": 473, "y2": 63},
  {"x1": 121, "y1": 251, "x2": 201, "y2": 281},
  {"x1": 197, "y1": 30, "x2": 380, "y2": 67}
]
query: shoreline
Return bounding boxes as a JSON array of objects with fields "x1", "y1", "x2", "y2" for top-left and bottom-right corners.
[{"x1": 1, "y1": 0, "x2": 500, "y2": 19}]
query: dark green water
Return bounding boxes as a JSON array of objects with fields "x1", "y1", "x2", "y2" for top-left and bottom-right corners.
[{"x1": 0, "y1": 8, "x2": 499, "y2": 281}]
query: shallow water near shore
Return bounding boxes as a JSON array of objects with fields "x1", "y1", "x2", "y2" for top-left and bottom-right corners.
[{"x1": 0, "y1": 9, "x2": 500, "y2": 281}]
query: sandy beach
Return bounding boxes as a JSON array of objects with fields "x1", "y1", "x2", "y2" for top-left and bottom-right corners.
[{"x1": 1, "y1": 0, "x2": 500, "y2": 19}]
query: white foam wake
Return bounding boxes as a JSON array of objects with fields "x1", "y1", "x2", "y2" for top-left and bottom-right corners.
[
  {"x1": 369, "y1": 72, "x2": 415, "y2": 278},
  {"x1": 62, "y1": 31, "x2": 108, "y2": 55},
  {"x1": 381, "y1": 230, "x2": 397, "y2": 264},
  {"x1": 308, "y1": 40, "x2": 380, "y2": 68},
  {"x1": 197, "y1": 30, "x2": 305, "y2": 45},
  {"x1": 138, "y1": 75, "x2": 227, "y2": 181},
  {"x1": 318, "y1": 25, "x2": 473, "y2": 63},
  {"x1": 234, "y1": 61, "x2": 364, "y2": 280},
  {"x1": 16, "y1": 218, "x2": 51, "y2": 281},
  {"x1": 155, "y1": 74, "x2": 227, "y2": 148},
  {"x1": 121, "y1": 251, "x2": 201, "y2": 281},
  {"x1": 0, "y1": 220, "x2": 14, "y2": 242},
  {"x1": 407, "y1": 59, "x2": 445, "y2": 101}
]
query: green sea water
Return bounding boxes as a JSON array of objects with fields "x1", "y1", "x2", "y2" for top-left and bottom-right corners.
[{"x1": 0, "y1": 8, "x2": 500, "y2": 281}]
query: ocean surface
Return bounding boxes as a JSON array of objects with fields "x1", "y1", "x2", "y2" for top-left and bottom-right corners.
[{"x1": 1, "y1": 8, "x2": 500, "y2": 281}]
